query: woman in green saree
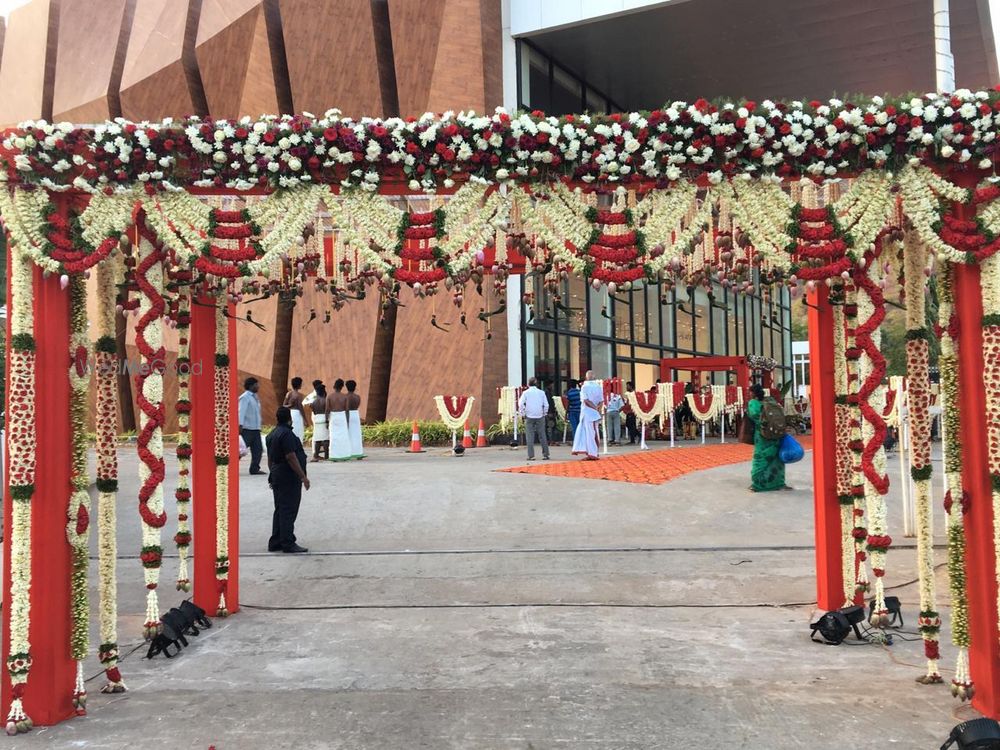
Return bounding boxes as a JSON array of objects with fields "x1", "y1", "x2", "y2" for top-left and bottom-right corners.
[{"x1": 746, "y1": 384, "x2": 790, "y2": 492}]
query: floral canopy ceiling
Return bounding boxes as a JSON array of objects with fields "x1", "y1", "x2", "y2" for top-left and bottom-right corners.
[{"x1": 0, "y1": 89, "x2": 999, "y2": 299}]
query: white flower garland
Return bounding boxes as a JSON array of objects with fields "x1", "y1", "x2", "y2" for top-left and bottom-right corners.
[
  {"x1": 626, "y1": 390, "x2": 661, "y2": 424},
  {"x1": 832, "y1": 301, "x2": 855, "y2": 607},
  {"x1": 5, "y1": 242, "x2": 36, "y2": 734},
  {"x1": 898, "y1": 165, "x2": 973, "y2": 264},
  {"x1": 175, "y1": 289, "x2": 192, "y2": 592},
  {"x1": 434, "y1": 395, "x2": 476, "y2": 432},
  {"x1": 644, "y1": 189, "x2": 713, "y2": 275},
  {"x1": 726, "y1": 179, "x2": 794, "y2": 269},
  {"x1": 835, "y1": 171, "x2": 894, "y2": 255},
  {"x1": 214, "y1": 304, "x2": 231, "y2": 617},
  {"x1": 497, "y1": 386, "x2": 519, "y2": 431},
  {"x1": 686, "y1": 390, "x2": 722, "y2": 423},
  {"x1": 0, "y1": 185, "x2": 60, "y2": 273}
]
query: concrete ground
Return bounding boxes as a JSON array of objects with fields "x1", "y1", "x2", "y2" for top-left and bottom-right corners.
[{"x1": 12, "y1": 438, "x2": 978, "y2": 748}]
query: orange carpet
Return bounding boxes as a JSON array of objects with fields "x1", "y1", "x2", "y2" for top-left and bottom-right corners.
[{"x1": 499, "y1": 435, "x2": 813, "y2": 485}]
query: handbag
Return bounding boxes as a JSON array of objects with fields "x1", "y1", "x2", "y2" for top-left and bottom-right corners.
[
  {"x1": 779, "y1": 433, "x2": 804, "y2": 464},
  {"x1": 737, "y1": 413, "x2": 755, "y2": 445}
]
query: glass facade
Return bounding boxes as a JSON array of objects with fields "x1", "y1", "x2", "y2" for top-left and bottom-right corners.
[{"x1": 515, "y1": 40, "x2": 793, "y2": 392}]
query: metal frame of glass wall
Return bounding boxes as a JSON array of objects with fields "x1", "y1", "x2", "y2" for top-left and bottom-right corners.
[{"x1": 515, "y1": 39, "x2": 792, "y2": 394}]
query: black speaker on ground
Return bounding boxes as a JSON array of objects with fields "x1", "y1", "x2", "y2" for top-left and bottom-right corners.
[
  {"x1": 146, "y1": 600, "x2": 213, "y2": 659},
  {"x1": 810, "y1": 605, "x2": 865, "y2": 645},
  {"x1": 941, "y1": 718, "x2": 1000, "y2": 749},
  {"x1": 868, "y1": 595, "x2": 903, "y2": 627}
]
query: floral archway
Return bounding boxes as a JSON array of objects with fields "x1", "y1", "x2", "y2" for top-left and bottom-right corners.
[{"x1": 3, "y1": 88, "x2": 1000, "y2": 732}]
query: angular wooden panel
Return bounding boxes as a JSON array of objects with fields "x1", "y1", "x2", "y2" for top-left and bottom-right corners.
[
  {"x1": 0, "y1": 0, "x2": 53, "y2": 125},
  {"x1": 51, "y1": 0, "x2": 130, "y2": 122},
  {"x1": 278, "y1": 0, "x2": 382, "y2": 116},
  {"x1": 196, "y1": 0, "x2": 278, "y2": 118},
  {"x1": 387, "y1": 287, "x2": 485, "y2": 422},
  {"x1": 119, "y1": 0, "x2": 195, "y2": 119}
]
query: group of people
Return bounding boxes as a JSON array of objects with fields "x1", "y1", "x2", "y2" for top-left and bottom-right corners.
[{"x1": 235, "y1": 375, "x2": 366, "y2": 555}]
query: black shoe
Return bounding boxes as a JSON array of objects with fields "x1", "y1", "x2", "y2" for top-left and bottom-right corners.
[
  {"x1": 543, "y1": 456, "x2": 550, "y2": 460},
  {"x1": 282, "y1": 544, "x2": 309, "y2": 553},
  {"x1": 249, "y1": 470, "x2": 266, "y2": 475},
  {"x1": 268, "y1": 544, "x2": 281, "y2": 552}
]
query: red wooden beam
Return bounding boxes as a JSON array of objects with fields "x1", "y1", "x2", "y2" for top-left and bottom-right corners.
[
  {"x1": 190, "y1": 297, "x2": 219, "y2": 613},
  {"x1": 226, "y1": 306, "x2": 240, "y2": 613},
  {"x1": 806, "y1": 284, "x2": 843, "y2": 611}
]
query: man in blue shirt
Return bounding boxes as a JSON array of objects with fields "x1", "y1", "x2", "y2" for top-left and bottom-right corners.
[
  {"x1": 565, "y1": 379, "x2": 581, "y2": 437},
  {"x1": 238, "y1": 377, "x2": 264, "y2": 475}
]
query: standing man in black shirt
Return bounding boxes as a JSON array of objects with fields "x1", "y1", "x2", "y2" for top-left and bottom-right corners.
[{"x1": 266, "y1": 406, "x2": 310, "y2": 553}]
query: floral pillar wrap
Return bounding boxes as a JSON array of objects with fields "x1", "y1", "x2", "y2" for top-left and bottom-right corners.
[
  {"x1": 66, "y1": 275, "x2": 92, "y2": 712},
  {"x1": 95, "y1": 259, "x2": 126, "y2": 693},
  {"x1": 214, "y1": 303, "x2": 231, "y2": 617},
  {"x1": 135, "y1": 227, "x2": 168, "y2": 638},
  {"x1": 938, "y1": 262, "x2": 973, "y2": 699},
  {"x1": 5, "y1": 239, "x2": 35, "y2": 735},
  {"x1": 174, "y1": 290, "x2": 193, "y2": 591},
  {"x1": 981, "y1": 253, "x2": 1000, "y2": 673},
  {"x1": 844, "y1": 290, "x2": 870, "y2": 601},
  {"x1": 853, "y1": 249, "x2": 892, "y2": 626},
  {"x1": 903, "y1": 232, "x2": 941, "y2": 683},
  {"x1": 832, "y1": 301, "x2": 855, "y2": 606}
]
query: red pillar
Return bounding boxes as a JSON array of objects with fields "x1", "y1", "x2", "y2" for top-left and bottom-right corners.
[
  {"x1": 1, "y1": 270, "x2": 76, "y2": 725},
  {"x1": 954, "y1": 262, "x2": 1000, "y2": 718},
  {"x1": 807, "y1": 284, "x2": 843, "y2": 611},
  {"x1": 190, "y1": 298, "x2": 218, "y2": 613},
  {"x1": 226, "y1": 307, "x2": 240, "y2": 613}
]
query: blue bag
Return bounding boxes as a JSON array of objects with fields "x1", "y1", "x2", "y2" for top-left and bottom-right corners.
[{"x1": 779, "y1": 433, "x2": 804, "y2": 464}]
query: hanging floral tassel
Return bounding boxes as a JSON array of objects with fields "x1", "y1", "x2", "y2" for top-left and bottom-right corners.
[
  {"x1": 214, "y1": 302, "x2": 231, "y2": 618},
  {"x1": 979, "y1": 253, "x2": 1000, "y2": 669},
  {"x1": 853, "y1": 248, "x2": 892, "y2": 627},
  {"x1": 937, "y1": 262, "x2": 974, "y2": 700},
  {"x1": 135, "y1": 223, "x2": 168, "y2": 639},
  {"x1": 66, "y1": 274, "x2": 92, "y2": 711},
  {"x1": 175, "y1": 288, "x2": 193, "y2": 591},
  {"x1": 5, "y1": 237, "x2": 36, "y2": 735},
  {"x1": 831, "y1": 300, "x2": 855, "y2": 606},
  {"x1": 844, "y1": 289, "x2": 870, "y2": 600},
  {"x1": 96, "y1": 258, "x2": 127, "y2": 693},
  {"x1": 902, "y1": 231, "x2": 942, "y2": 683}
]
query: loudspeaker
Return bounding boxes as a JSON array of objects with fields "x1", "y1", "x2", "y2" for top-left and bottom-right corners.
[
  {"x1": 810, "y1": 605, "x2": 865, "y2": 645},
  {"x1": 941, "y1": 718, "x2": 1000, "y2": 749}
]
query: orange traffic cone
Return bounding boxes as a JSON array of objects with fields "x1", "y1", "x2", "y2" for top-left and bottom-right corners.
[
  {"x1": 476, "y1": 418, "x2": 488, "y2": 448},
  {"x1": 407, "y1": 421, "x2": 425, "y2": 453},
  {"x1": 462, "y1": 421, "x2": 473, "y2": 449}
]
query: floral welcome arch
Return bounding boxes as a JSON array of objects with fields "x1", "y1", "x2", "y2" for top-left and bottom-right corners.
[{"x1": 3, "y1": 89, "x2": 1000, "y2": 732}]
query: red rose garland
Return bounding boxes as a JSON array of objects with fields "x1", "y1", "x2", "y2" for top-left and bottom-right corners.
[
  {"x1": 844, "y1": 294, "x2": 871, "y2": 601},
  {"x1": 134, "y1": 223, "x2": 167, "y2": 638},
  {"x1": 173, "y1": 289, "x2": 193, "y2": 591}
]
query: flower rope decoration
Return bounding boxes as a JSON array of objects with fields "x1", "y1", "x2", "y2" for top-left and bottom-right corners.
[
  {"x1": 937, "y1": 262, "x2": 973, "y2": 700},
  {"x1": 980, "y1": 253, "x2": 1000, "y2": 672},
  {"x1": 214, "y1": 303, "x2": 231, "y2": 617},
  {"x1": 66, "y1": 274, "x2": 92, "y2": 713},
  {"x1": 497, "y1": 386, "x2": 521, "y2": 432},
  {"x1": 853, "y1": 248, "x2": 892, "y2": 626},
  {"x1": 843, "y1": 291, "x2": 871, "y2": 601},
  {"x1": 134, "y1": 223, "x2": 168, "y2": 639},
  {"x1": 95, "y1": 258, "x2": 126, "y2": 693},
  {"x1": 174, "y1": 288, "x2": 193, "y2": 591},
  {"x1": 434, "y1": 395, "x2": 476, "y2": 432},
  {"x1": 832, "y1": 301, "x2": 856, "y2": 606},
  {"x1": 903, "y1": 231, "x2": 941, "y2": 683},
  {"x1": 626, "y1": 389, "x2": 661, "y2": 424},
  {"x1": 686, "y1": 389, "x2": 723, "y2": 423},
  {"x1": 4, "y1": 236, "x2": 36, "y2": 735}
]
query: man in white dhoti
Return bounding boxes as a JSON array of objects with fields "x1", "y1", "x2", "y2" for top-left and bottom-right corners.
[
  {"x1": 345, "y1": 379, "x2": 365, "y2": 459},
  {"x1": 327, "y1": 378, "x2": 352, "y2": 461},
  {"x1": 284, "y1": 376, "x2": 305, "y2": 441},
  {"x1": 304, "y1": 380, "x2": 329, "y2": 461},
  {"x1": 571, "y1": 370, "x2": 604, "y2": 460}
]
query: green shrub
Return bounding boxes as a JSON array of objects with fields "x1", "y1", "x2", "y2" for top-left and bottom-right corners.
[{"x1": 361, "y1": 419, "x2": 455, "y2": 447}]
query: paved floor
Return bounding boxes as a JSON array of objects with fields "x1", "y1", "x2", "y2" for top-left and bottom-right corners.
[{"x1": 12, "y1": 439, "x2": 976, "y2": 748}]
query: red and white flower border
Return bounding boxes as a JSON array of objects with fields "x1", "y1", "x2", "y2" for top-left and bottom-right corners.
[
  {"x1": 434, "y1": 395, "x2": 476, "y2": 433},
  {"x1": 174, "y1": 290, "x2": 193, "y2": 591},
  {"x1": 214, "y1": 303, "x2": 231, "y2": 618}
]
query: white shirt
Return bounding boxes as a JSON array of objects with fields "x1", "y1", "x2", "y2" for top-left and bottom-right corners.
[
  {"x1": 518, "y1": 386, "x2": 549, "y2": 419},
  {"x1": 607, "y1": 393, "x2": 624, "y2": 413},
  {"x1": 580, "y1": 380, "x2": 605, "y2": 421}
]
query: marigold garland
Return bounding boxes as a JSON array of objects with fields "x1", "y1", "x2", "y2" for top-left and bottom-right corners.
[
  {"x1": 214, "y1": 304, "x2": 231, "y2": 618},
  {"x1": 134, "y1": 227, "x2": 167, "y2": 638},
  {"x1": 938, "y1": 262, "x2": 973, "y2": 700},
  {"x1": 4, "y1": 239, "x2": 35, "y2": 735},
  {"x1": 95, "y1": 259, "x2": 126, "y2": 693},
  {"x1": 66, "y1": 274, "x2": 91, "y2": 712}
]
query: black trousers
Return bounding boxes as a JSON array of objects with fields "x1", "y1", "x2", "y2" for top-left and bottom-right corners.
[
  {"x1": 268, "y1": 475, "x2": 302, "y2": 551},
  {"x1": 625, "y1": 413, "x2": 637, "y2": 443},
  {"x1": 241, "y1": 428, "x2": 263, "y2": 473}
]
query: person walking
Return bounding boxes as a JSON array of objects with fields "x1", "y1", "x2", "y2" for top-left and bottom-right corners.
[
  {"x1": 518, "y1": 377, "x2": 550, "y2": 460},
  {"x1": 746, "y1": 383, "x2": 790, "y2": 492},
  {"x1": 266, "y1": 406, "x2": 310, "y2": 553},
  {"x1": 565, "y1": 379, "x2": 581, "y2": 437},
  {"x1": 238, "y1": 377, "x2": 264, "y2": 475},
  {"x1": 606, "y1": 389, "x2": 624, "y2": 445}
]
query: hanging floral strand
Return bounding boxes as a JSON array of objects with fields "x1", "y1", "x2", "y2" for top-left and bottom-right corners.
[
  {"x1": 214, "y1": 303, "x2": 231, "y2": 617},
  {"x1": 135, "y1": 224, "x2": 168, "y2": 639},
  {"x1": 903, "y1": 232, "x2": 941, "y2": 683},
  {"x1": 844, "y1": 289, "x2": 870, "y2": 600},
  {"x1": 66, "y1": 274, "x2": 92, "y2": 713},
  {"x1": 5, "y1": 236, "x2": 35, "y2": 735},
  {"x1": 938, "y1": 261, "x2": 973, "y2": 699},
  {"x1": 832, "y1": 300, "x2": 855, "y2": 606},
  {"x1": 980, "y1": 253, "x2": 1000, "y2": 670},
  {"x1": 174, "y1": 289, "x2": 193, "y2": 591},
  {"x1": 95, "y1": 258, "x2": 126, "y2": 693},
  {"x1": 854, "y1": 248, "x2": 892, "y2": 626}
]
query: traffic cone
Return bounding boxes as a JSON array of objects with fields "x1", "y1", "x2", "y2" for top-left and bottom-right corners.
[
  {"x1": 407, "y1": 421, "x2": 425, "y2": 453},
  {"x1": 462, "y1": 421, "x2": 473, "y2": 448},
  {"x1": 476, "y1": 418, "x2": 488, "y2": 448}
]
